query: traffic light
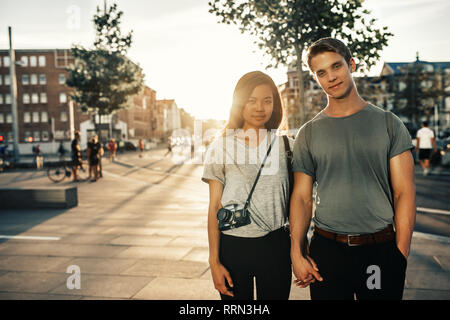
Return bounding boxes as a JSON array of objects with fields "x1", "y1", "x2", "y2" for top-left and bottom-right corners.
[{"x1": 0, "y1": 135, "x2": 3, "y2": 142}]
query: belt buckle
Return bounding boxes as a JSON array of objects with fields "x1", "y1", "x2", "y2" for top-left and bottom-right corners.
[{"x1": 347, "y1": 234, "x2": 361, "y2": 246}]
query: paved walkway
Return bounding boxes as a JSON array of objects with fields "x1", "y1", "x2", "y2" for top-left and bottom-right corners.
[{"x1": 0, "y1": 148, "x2": 448, "y2": 299}]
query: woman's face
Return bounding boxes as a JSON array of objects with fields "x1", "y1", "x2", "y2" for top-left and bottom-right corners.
[{"x1": 242, "y1": 84, "x2": 274, "y2": 130}]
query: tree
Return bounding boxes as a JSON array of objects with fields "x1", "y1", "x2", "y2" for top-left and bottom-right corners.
[
  {"x1": 66, "y1": 3, "x2": 145, "y2": 140},
  {"x1": 208, "y1": 0, "x2": 393, "y2": 127}
]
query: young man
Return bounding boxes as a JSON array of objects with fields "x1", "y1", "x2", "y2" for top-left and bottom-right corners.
[
  {"x1": 416, "y1": 121, "x2": 437, "y2": 176},
  {"x1": 289, "y1": 38, "x2": 416, "y2": 300}
]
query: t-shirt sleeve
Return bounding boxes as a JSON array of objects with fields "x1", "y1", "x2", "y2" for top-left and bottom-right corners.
[
  {"x1": 292, "y1": 124, "x2": 315, "y2": 179},
  {"x1": 389, "y1": 113, "x2": 415, "y2": 159},
  {"x1": 201, "y1": 139, "x2": 225, "y2": 185}
]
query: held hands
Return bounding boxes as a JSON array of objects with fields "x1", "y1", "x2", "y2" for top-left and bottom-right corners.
[
  {"x1": 210, "y1": 261, "x2": 234, "y2": 297},
  {"x1": 292, "y1": 254, "x2": 323, "y2": 288}
]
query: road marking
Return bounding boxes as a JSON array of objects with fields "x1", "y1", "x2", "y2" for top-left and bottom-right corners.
[
  {"x1": 417, "y1": 207, "x2": 450, "y2": 216},
  {"x1": 412, "y1": 231, "x2": 450, "y2": 244},
  {"x1": 0, "y1": 235, "x2": 60, "y2": 241}
]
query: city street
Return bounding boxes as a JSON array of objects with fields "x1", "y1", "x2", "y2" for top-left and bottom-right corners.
[{"x1": 0, "y1": 146, "x2": 449, "y2": 299}]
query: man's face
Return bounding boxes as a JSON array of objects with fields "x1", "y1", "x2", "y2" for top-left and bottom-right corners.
[{"x1": 309, "y1": 51, "x2": 356, "y2": 100}]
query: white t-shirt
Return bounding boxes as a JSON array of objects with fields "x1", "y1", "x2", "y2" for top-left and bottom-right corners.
[{"x1": 416, "y1": 127, "x2": 434, "y2": 149}]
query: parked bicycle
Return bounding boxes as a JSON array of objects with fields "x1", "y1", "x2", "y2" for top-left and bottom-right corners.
[{"x1": 47, "y1": 158, "x2": 89, "y2": 183}]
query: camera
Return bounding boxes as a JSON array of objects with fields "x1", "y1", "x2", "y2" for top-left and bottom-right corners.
[{"x1": 217, "y1": 204, "x2": 251, "y2": 231}]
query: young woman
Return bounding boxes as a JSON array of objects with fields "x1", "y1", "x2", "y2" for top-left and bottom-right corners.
[{"x1": 202, "y1": 71, "x2": 293, "y2": 300}]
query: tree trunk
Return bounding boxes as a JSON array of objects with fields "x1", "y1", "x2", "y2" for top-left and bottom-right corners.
[{"x1": 295, "y1": 43, "x2": 306, "y2": 128}]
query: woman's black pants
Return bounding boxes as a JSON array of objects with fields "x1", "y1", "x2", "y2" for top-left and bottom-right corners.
[{"x1": 219, "y1": 227, "x2": 292, "y2": 300}]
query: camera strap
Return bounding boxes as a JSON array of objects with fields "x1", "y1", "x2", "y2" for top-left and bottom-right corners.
[{"x1": 243, "y1": 135, "x2": 277, "y2": 211}]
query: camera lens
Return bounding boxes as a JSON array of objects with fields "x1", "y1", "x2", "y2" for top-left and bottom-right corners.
[{"x1": 217, "y1": 208, "x2": 232, "y2": 222}]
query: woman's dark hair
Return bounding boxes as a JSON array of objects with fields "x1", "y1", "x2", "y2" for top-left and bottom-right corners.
[{"x1": 221, "y1": 71, "x2": 285, "y2": 136}]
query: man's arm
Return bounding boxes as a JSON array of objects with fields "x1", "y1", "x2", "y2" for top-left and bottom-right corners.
[
  {"x1": 389, "y1": 150, "x2": 416, "y2": 258},
  {"x1": 290, "y1": 172, "x2": 322, "y2": 287}
]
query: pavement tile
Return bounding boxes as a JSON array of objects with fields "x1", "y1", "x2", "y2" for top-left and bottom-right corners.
[
  {"x1": 155, "y1": 227, "x2": 207, "y2": 237},
  {"x1": 26, "y1": 224, "x2": 111, "y2": 235},
  {"x1": 405, "y1": 270, "x2": 450, "y2": 290},
  {"x1": 109, "y1": 235, "x2": 174, "y2": 246},
  {"x1": 433, "y1": 255, "x2": 450, "y2": 271},
  {"x1": 121, "y1": 259, "x2": 209, "y2": 279},
  {"x1": 403, "y1": 289, "x2": 450, "y2": 300},
  {"x1": 58, "y1": 234, "x2": 118, "y2": 245},
  {"x1": 102, "y1": 227, "x2": 159, "y2": 236},
  {"x1": 405, "y1": 254, "x2": 443, "y2": 271},
  {"x1": 145, "y1": 220, "x2": 204, "y2": 228},
  {"x1": 133, "y1": 277, "x2": 219, "y2": 300},
  {"x1": 50, "y1": 274, "x2": 153, "y2": 299},
  {"x1": 48, "y1": 257, "x2": 138, "y2": 275},
  {"x1": 182, "y1": 247, "x2": 209, "y2": 263},
  {"x1": 0, "y1": 256, "x2": 72, "y2": 272},
  {"x1": 0, "y1": 292, "x2": 82, "y2": 300},
  {"x1": 0, "y1": 243, "x2": 128, "y2": 258},
  {"x1": 0, "y1": 271, "x2": 67, "y2": 293},
  {"x1": 168, "y1": 236, "x2": 208, "y2": 247},
  {"x1": 410, "y1": 239, "x2": 450, "y2": 257},
  {"x1": 115, "y1": 246, "x2": 192, "y2": 260}
]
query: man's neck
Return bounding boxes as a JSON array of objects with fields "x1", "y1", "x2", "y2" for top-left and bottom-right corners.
[{"x1": 323, "y1": 89, "x2": 367, "y2": 118}]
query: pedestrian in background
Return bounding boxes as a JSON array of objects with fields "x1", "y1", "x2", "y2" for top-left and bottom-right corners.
[
  {"x1": 33, "y1": 144, "x2": 43, "y2": 170},
  {"x1": 202, "y1": 71, "x2": 293, "y2": 300},
  {"x1": 107, "y1": 138, "x2": 117, "y2": 163},
  {"x1": 87, "y1": 135, "x2": 103, "y2": 182},
  {"x1": 71, "y1": 131, "x2": 82, "y2": 182},
  {"x1": 139, "y1": 139, "x2": 144, "y2": 158},
  {"x1": 416, "y1": 121, "x2": 437, "y2": 176}
]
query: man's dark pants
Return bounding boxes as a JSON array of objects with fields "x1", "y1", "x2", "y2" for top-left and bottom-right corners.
[{"x1": 309, "y1": 232, "x2": 407, "y2": 300}]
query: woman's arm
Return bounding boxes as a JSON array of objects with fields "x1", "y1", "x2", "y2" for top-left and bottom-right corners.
[{"x1": 207, "y1": 179, "x2": 234, "y2": 297}]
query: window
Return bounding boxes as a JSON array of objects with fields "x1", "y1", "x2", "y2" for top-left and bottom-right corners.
[
  {"x1": 23, "y1": 93, "x2": 30, "y2": 104},
  {"x1": 38, "y1": 56, "x2": 46, "y2": 67},
  {"x1": 24, "y1": 112, "x2": 31, "y2": 123},
  {"x1": 22, "y1": 74, "x2": 29, "y2": 85},
  {"x1": 30, "y1": 74, "x2": 37, "y2": 85},
  {"x1": 61, "y1": 111, "x2": 68, "y2": 122},
  {"x1": 20, "y1": 56, "x2": 28, "y2": 67},
  {"x1": 40, "y1": 92, "x2": 47, "y2": 103},
  {"x1": 0, "y1": 94, "x2": 3, "y2": 104},
  {"x1": 24, "y1": 131, "x2": 31, "y2": 142},
  {"x1": 6, "y1": 113, "x2": 12, "y2": 123},
  {"x1": 59, "y1": 92, "x2": 67, "y2": 103},
  {"x1": 5, "y1": 94, "x2": 11, "y2": 104},
  {"x1": 41, "y1": 111, "x2": 48, "y2": 123},
  {"x1": 32, "y1": 112, "x2": 40, "y2": 123},
  {"x1": 39, "y1": 74, "x2": 46, "y2": 85},
  {"x1": 59, "y1": 73, "x2": 66, "y2": 84},
  {"x1": 4, "y1": 75, "x2": 11, "y2": 85},
  {"x1": 42, "y1": 131, "x2": 49, "y2": 141},
  {"x1": 3, "y1": 56, "x2": 10, "y2": 67},
  {"x1": 0, "y1": 113, "x2": 4, "y2": 123},
  {"x1": 31, "y1": 93, "x2": 39, "y2": 104},
  {"x1": 30, "y1": 56, "x2": 37, "y2": 67},
  {"x1": 34, "y1": 131, "x2": 41, "y2": 142}
]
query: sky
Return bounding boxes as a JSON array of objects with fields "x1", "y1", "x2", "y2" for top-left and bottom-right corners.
[{"x1": 0, "y1": 0, "x2": 449, "y2": 121}]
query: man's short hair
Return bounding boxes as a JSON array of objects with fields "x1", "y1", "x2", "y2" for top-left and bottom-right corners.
[
  {"x1": 74, "y1": 130, "x2": 80, "y2": 137},
  {"x1": 422, "y1": 121, "x2": 428, "y2": 127},
  {"x1": 306, "y1": 37, "x2": 353, "y2": 71}
]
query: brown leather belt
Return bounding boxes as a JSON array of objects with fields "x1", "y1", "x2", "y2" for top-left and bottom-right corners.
[{"x1": 314, "y1": 225, "x2": 395, "y2": 246}]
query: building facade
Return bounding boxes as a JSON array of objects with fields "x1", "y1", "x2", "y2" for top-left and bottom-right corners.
[{"x1": 0, "y1": 48, "x2": 170, "y2": 154}]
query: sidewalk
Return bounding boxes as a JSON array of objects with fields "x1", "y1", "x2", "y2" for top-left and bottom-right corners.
[{"x1": 0, "y1": 149, "x2": 448, "y2": 300}]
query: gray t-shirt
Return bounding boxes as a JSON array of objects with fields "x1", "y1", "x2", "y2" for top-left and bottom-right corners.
[
  {"x1": 202, "y1": 131, "x2": 294, "y2": 238},
  {"x1": 293, "y1": 104, "x2": 414, "y2": 234}
]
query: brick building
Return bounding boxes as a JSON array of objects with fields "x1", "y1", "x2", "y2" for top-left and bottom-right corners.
[{"x1": 0, "y1": 48, "x2": 165, "y2": 155}]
